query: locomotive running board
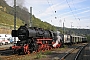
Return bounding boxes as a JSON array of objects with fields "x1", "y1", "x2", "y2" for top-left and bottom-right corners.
[{"x1": 37, "y1": 38, "x2": 52, "y2": 40}]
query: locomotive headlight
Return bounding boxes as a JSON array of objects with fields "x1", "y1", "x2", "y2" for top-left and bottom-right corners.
[{"x1": 18, "y1": 27, "x2": 29, "y2": 40}]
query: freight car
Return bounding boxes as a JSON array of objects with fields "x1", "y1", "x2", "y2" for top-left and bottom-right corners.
[
  {"x1": 11, "y1": 24, "x2": 62, "y2": 54},
  {"x1": 63, "y1": 34, "x2": 87, "y2": 45}
]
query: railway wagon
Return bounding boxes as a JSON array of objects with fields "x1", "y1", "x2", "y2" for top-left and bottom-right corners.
[
  {"x1": 82, "y1": 37, "x2": 87, "y2": 42},
  {"x1": 63, "y1": 34, "x2": 71, "y2": 44},
  {"x1": 64, "y1": 35, "x2": 87, "y2": 44}
]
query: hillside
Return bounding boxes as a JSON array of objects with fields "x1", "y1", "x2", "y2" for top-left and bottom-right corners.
[
  {"x1": 0, "y1": 11, "x2": 24, "y2": 34},
  {"x1": 0, "y1": 0, "x2": 56, "y2": 34},
  {"x1": 0, "y1": 11, "x2": 23, "y2": 28},
  {"x1": 56, "y1": 27, "x2": 90, "y2": 36}
]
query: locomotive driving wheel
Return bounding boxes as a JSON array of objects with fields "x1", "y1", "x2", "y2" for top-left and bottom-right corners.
[
  {"x1": 29, "y1": 38, "x2": 39, "y2": 53},
  {"x1": 24, "y1": 44, "x2": 30, "y2": 54}
]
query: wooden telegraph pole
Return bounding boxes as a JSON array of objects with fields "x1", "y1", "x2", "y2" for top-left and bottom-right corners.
[{"x1": 14, "y1": 0, "x2": 16, "y2": 43}]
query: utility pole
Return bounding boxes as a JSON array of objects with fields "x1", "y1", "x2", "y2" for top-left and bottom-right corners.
[
  {"x1": 71, "y1": 22, "x2": 73, "y2": 34},
  {"x1": 63, "y1": 18, "x2": 65, "y2": 35},
  {"x1": 14, "y1": 0, "x2": 16, "y2": 30},
  {"x1": 63, "y1": 22, "x2": 65, "y2": 34},
  {"x1": 71, "y1": 22, "x2": 73, "y2": 29},
  {"x1": 62, "y1": 21, "x2": 65, "y2": 47},
  {"x1": 30, "y1": 7, "x2": 32, "y2": 27},
  {"x1": 14, "y1": 0, "x2": 16, "y2": 43}
]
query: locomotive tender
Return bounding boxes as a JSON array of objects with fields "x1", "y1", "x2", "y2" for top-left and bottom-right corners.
[{"x1": 11, "y1": 24, "x2": 62, "y2": 54}]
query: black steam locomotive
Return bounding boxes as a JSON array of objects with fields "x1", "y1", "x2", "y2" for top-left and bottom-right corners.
[
  {"x1": 11, "y1": 24, "x2": 62, "y2": 54},
  {"x1": 12, "y1": 24, "x2": 53, "y2": 40}
]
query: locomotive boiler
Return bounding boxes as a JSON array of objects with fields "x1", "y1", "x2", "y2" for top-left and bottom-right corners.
[{"x1": 12, "y1": 24, "x2": 52, "y2": 40}]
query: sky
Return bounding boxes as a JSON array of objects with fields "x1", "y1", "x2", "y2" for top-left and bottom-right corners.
[{"x1": 5, "y1": 0, "x2": 90, "y2": 29}]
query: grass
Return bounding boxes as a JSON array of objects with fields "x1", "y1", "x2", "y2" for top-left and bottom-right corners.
[
  {"x1": 43, "y1": 50, "x2": 52, "y2": 55},
  {"x1": 35, "y1": 52, "x2": 43, "y2": 59},
  {"x1": 0, "y1": 11, "x2": 24, "y2": 29},
  {"x1": 34, "y1": 52, "x2": 46, "y2": 59},
  {"x1": 0, "y1": 57, "x2": 2, "y2": 60}
]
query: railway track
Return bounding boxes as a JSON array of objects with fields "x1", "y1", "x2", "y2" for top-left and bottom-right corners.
[
  {"x1": 74, "y1": 44, "x2": 88, "y2": 60},
  {"x1": 0, "y1": 43, "x2": 88, "y2": 60},
  {"x1": 0, "y1": 49, "x2": 13, "y2": 56},
  {"x1": 60, "y1": 43, "x2": 88, "y2": 60},
  {"x1": 0, "y1": 44, "x2": 14, "y2": 56}
]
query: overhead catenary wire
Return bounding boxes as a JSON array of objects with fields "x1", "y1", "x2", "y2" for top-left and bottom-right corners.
[
  {"x1": 65, "y1": 0, "x2": 80, "y2": 28},
  {"x1": 65, "y1": 0, "x2": 77, "y2": 20},
  {"x1": 46, "y1": 0, "x2": 64, "y2": 27},
  {"x1": 71, "y1": 0, "x2": 81, "y2": 28},
  {"x1": 47, "y1": 0, "x2": 58, "y2": 21},
  {"x1": 47, "y1": 0, "x2": 56, "y2": 15}
]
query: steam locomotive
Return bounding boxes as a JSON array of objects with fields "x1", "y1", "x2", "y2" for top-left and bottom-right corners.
[{"x1": 11, "y1": 24, "x2": 62, "y2": 54}]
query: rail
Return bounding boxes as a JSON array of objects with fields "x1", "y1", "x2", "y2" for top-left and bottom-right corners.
[
  {"x1": 60, "y1": 43, "x2": 87, "y2": 60},
  {"x1": 74, "y1": 44, "x2": 88, "y2": 60}
]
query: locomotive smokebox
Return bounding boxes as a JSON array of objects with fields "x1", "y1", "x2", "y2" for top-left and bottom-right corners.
[{"x1": 18, "y1": 26, "x2": 29, "y2": 40}]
